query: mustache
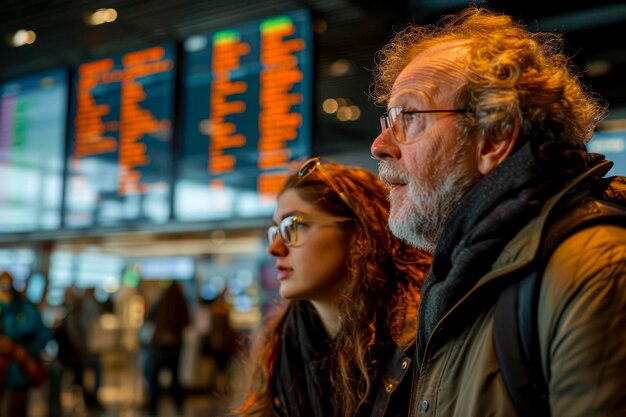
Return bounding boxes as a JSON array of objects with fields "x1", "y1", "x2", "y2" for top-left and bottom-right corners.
[{"x1": 378, "y1": 161, "x2": 409, "y2": 186}]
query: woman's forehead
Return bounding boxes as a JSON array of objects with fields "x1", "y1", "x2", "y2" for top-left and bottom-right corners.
[{"x1": 275, "y1": 189, "x2": 323, "y2": 218}]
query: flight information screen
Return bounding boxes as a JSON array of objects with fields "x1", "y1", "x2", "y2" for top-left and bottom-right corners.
[
  {"x1": 65, "y1": 44, "x2": 176, "y2": 227},
  {"x1": 588, "y1": 130, "x2": 626, "y2": 177},
  {"x1": 176, "y1": 9, "x2": 312, "y2": 221},
  {"x1": 0, "y1": 68, "x2": 68, "y2": 232}
]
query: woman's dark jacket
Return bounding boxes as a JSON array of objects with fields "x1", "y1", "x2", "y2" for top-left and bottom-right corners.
[{"x1": 271, "y1": 300, "x2": 415, "y2": 417}]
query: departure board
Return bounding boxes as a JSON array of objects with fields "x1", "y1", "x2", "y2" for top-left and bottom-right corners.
[
  {"x1": 176, "y1": 10, "x2": 312, "y2": 221},
  {"x1": 588, "y1": 130, "x2": 626, "y2": 176},
  {"x1": 0, "y1": 69, "x2": 67, "y2": 232},
  {"x1": 65, "y1": 44, "x2": 175, "y2": 227}
]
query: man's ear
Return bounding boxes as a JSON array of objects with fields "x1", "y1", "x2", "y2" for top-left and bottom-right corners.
[{"x1": 475, "y1": 124, "x2": 519, "y2": 175}]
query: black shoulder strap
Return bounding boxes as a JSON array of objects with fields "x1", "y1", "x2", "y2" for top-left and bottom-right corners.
[
  {"x1": 493, "y1": 197, "x2": 626, "y2": 417},
  {"x1": 494, "y1": 270, "x2": 548, "y2": 417}
]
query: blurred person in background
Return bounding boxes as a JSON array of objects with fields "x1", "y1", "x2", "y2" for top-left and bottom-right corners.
[
  {"x1": 0, "y1": 270, "x2": 52, "y2": 417},
  {"x1": 235, "y1": 158, "x2": 430, "y2": 417},
  {"x1": 145, "y1": 281, "x2": 190, "y2": 415},
  {"x1": 48, "y1": 292, "x2": 77, "y2": 417},
  {"x1": 203, "y1": 288, "x2": 238, "y2": 394},
  {"x1": 60, "y1": 286, "x2": 104, "y2": 410}
]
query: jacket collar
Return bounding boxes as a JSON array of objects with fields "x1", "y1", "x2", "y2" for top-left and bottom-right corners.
[{"x1": 484, "y1": 160, "x2": 613, "y2": 284}]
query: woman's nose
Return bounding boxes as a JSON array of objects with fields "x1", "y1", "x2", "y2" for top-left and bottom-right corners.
[{"x1": 267, "y1": 235, "x2": 288, "y2": 257}]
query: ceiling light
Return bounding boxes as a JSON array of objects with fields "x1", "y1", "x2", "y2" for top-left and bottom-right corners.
[
  {"x1": 329, "y1": 59, "x2": 350, "y2": 77},
  {"x1": 313, "y1": 19, "x2": 327, "y2": 34},
  {"x1": 336, "y1": 106, "x2": 352, "y2": 122},
  {"x1": 348, "y1": 105, "x2": 361, "y2": 120},
  {"x1": 322, "y1": 98, "x2": 338, "y2": 114},
  {"x1": 335, "y1": 97, "x2": 349, "y2": 107},
  {"x1": 584, "y1": 60, "x2": 612, "y2": 78},
  {"x1": 86, "y1": 8, "x2": 118, "y2": 26},
  {"x1": 11, "y1": 29, "x2": 36, "y2": 47}
]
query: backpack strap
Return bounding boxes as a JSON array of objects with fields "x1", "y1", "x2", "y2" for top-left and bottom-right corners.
[
  {"x1": 493, "y1": 196, "x2": 626, "y2": 417},
  {"x1": 494, "y1": 270, "x2": 548, "y2": 417}
]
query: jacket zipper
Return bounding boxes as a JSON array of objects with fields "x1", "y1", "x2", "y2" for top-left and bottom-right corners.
[{"x1": 407, "y1": 355, "x2": 419, "y2": 416}]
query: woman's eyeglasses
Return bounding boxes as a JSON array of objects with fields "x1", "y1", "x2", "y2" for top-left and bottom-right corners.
[
  {"x1": 267, "y1": 214, "x2": 353, "y2": 247},
  {"x1": 267, "y1": 157, "x2": 359, "y2": 247}
]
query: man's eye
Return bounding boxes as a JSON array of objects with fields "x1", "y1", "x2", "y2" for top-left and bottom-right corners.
[{"x1": 401, "y1": 111, "x2": 421, "y2": 123}]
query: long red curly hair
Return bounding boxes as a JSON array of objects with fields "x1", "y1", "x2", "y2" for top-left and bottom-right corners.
[{"x1": 235, "y1": 161, "x2": 430, "y2": 416}]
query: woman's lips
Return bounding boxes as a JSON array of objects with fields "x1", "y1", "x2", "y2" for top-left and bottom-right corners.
[{"x1": 276, "y1": 265, "x2": 292, "y2": 281}]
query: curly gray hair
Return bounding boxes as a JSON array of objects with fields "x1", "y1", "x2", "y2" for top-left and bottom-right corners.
[{"x1": 372, "y1": 6, "x2": 607, "y2": 147}]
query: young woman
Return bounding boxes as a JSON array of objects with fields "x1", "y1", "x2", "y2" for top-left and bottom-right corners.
[{"x1": 236, "y1": 158, "x2": 430, "y2": 417}]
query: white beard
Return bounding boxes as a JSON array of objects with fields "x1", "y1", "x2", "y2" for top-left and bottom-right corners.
[{"x1": 381, "y1": 148, "x2": 479, "y2": 252}]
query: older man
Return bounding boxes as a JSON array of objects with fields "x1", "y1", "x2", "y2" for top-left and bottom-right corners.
[{"x1": 371, "y1": 6, "x2": 626, "y2": 417}]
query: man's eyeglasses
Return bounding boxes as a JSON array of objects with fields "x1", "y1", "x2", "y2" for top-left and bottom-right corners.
[
  {"x1": 267, "y1": 214, "x2": 353, "y2": 247},
  {"x1": 380, "y1": 107, "x2": 467, "y2": 144},
  {"x1": 298, "y1": 157, "x2": 357, "y2": 217}
]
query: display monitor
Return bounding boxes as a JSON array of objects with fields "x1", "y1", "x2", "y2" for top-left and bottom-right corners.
[
  {"x1": 588, "y1": 129, "x2": 626, "y2": 177},
  {"x1": 139, "y1": 256, "x2": 195, "y2": 280},
  {"x1": 0, "y1": 68, "x2": 68, "y2": 232},
  {"x1": 176, "y1": 10, "x2": 312, "y2": 221},
  {"x1": 65, "y1": 44, "x2": 176, "y2": 227}
]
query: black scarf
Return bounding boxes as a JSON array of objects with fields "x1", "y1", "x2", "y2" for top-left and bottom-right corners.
[
  {"x1": 416, "y1": 141, "x2": 611, "y2": 358},
  {"x1": 275, "y1": 300, "x2": 334, "y2": 417}
]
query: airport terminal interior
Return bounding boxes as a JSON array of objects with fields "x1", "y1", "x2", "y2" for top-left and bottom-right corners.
[{"x1": 1, "y1": 0, "x2": 626, "y2": 416}]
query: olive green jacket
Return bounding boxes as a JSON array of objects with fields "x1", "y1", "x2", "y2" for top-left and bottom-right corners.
[{"x1": 412, "y1": 166, "x2": 626, "y2": 417}]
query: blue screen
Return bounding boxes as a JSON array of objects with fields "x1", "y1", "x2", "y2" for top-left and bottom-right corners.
[
  {"x1": 588, "y1": 130, "x2": 626, "y2": 177},
  {"x1": 0, "y1": 69, "x2": 67, "y2": 232}
]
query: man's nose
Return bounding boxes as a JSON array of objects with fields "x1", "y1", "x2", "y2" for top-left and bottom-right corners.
[{"x1": 371, "y1": 128, "x2": 400, "y2": 161}]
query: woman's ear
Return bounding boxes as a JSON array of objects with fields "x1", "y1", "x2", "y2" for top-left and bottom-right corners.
[{"x1": 474, "y1": 123, "x2": 519, "y2": 175}]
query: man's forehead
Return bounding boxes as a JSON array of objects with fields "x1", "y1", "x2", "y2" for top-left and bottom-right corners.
[{"x1": 391, "y1": 42, "x2": 468, "y2": 102}]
